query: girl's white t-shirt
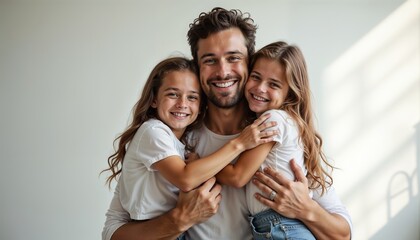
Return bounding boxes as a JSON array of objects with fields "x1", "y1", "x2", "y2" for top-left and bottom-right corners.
[
  {"x1": 119, "y1": 118, "x2": 185, "y2": 220},
  {"x1": 246, "y1": 109, "x2": 308, "y2": 215}
]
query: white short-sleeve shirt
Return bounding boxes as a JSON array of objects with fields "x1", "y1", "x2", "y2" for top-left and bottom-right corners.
[
  {"x1": 186, "y1": 127, "x2": 252, "y2": 240},
  {"x1": 246, "y1": 109, "x2": 308, "y2": 215},
  {"x1": 119, "y1": 118, "x2": 185, "y2": 220}
]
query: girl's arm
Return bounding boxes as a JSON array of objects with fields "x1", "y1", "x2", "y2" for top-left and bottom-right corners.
[
  {"x1": 153, "y1": 114, "x2": 278, "y2": 192},
  {"x1": 215, "y1": 141, "x2": 275, "y2": 188}
]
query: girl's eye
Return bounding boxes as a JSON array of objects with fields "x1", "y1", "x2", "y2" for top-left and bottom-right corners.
[
  {"x1": 167, "y1": 93, "x2": 178, "y2": 98},
  {"x1": 250, "y1": 74, "x2": 260, "y2": 80},
  {"x1": 270, "y1": 83, "x2": 281, "y2": 89},
  {"x1": 188, "y1": 95, "x2": 199, "y2": 101}
]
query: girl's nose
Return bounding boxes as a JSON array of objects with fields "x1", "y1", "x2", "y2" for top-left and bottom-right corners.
[
  {"x1": 256, "y1": 82, "x2": 267, "y2": 93},
  {"x1": 176, "y1": 97, "x2": 187, "y2": 109}
]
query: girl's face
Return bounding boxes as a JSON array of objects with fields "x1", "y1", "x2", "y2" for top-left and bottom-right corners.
[
  {"x1": 152, "y1": 70, "x2": 201, "y2": 139},
  {"x1": 245, "y1": 58, "x2": 289, "y2": 115}
]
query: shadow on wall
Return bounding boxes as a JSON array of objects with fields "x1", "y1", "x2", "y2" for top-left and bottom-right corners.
[
  {"x1": 321, "y1": 0, "x2": 420, "y2": 239},
  {"x1": 370, "y1": 195, "x2": 419, "y2": 240},
  {"x1": 370, "y1": 122, "x2": 419, "y2": 239}
]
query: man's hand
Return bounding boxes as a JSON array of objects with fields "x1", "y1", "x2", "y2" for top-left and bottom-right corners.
[
  {"x1": 252, "y1": 159, "x2": 351, "y2": 240},
  {"x1": 175, "y1": 177, "x2": 222, "y2": 231},
  {"x1": 252, "y1": 159, "x2": 312, "y2": 219}
]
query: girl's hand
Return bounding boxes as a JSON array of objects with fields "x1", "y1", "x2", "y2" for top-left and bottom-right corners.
[{"x1": 235, "y1": 113, "x2": 278, "y2": 150}]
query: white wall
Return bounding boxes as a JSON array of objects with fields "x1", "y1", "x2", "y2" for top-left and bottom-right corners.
[{"x1": 0, "y1": 0, "x2": 418, "y2": 239}]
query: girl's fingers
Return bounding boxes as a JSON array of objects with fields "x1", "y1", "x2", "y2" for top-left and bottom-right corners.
[
  {"x1": 253, "y1": 113, "x2": 271, "y2": 126},
  {"x1": 261, "y1": 129, "x2": 278, "y2": 138},
  {"x1": 258, "y1": 120, "x2": 277, "y2": 130}
]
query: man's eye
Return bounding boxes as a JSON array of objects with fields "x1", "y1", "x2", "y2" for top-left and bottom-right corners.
[
  {"x1": 228, "y1": 56, "x2": 241, "y2": 62},
  {"x1": 203, "y1": 59, "x2": 215, "y2": 65}
]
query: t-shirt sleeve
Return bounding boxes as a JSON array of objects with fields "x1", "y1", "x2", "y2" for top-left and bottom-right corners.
[
  {"x1": 312, "y1": 186, "x2": 353, "y2": 238},
  {"x1": 262, "y1": 110, "x2": 289, "y2": 145},
  {"x1": 136, "y1": 123, "x2": 183, "y2": 170},
  {"x1": 102, "y1": 183, "x2": 130, "y2": 240}
]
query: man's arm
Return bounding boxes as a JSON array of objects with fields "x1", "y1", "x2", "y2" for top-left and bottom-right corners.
[
  {"x1": 252, "y1": 160, "x2": 352, "y2": 240},
  {"x1": 103, "y1": 178, "x2": 222, "y2": 240}
]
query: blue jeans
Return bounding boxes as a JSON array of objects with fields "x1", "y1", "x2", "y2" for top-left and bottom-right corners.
[
  {"x1": 248, "y1": 209, "x2": 316, "y2": 240},
  {"x1": 176, "y1": 233, "x2": 185, "y2": 240}
]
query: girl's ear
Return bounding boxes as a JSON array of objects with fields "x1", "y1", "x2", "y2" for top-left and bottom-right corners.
[{"x1": 151, "y1": 98, "x2": 158, "y2": 108}]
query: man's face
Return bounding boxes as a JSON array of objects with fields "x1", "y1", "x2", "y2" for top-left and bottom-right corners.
[{"x1": 196, "y1": 28, "x2": 248, "y2": 109}]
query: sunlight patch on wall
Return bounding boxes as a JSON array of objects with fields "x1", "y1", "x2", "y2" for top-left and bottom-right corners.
[{"x1": 322, "y1": 0, "x2": 420, "y2": 239}]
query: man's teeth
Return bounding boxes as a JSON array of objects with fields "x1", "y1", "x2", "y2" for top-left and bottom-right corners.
[{"x1": 214, "y1": 81, "x2": 234, "y2": 88}]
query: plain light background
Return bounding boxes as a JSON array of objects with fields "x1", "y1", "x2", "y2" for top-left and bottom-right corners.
[{"x1": 0, "y1": 0, "x2": 419, "y2": 239}]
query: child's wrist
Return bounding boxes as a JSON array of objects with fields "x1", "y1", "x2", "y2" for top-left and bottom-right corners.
[{"x1": 230, "y1": 138, "x2": 245, "y2": 152}]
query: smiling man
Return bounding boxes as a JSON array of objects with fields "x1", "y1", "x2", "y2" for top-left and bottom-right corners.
[{"x1": 103, "y1": 7, "x2": 352, "y2": 240}]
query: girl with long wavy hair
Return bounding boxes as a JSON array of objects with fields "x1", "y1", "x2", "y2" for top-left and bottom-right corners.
[{"x1": 216, "y1": 41, "x2": 335, "y2": 240}]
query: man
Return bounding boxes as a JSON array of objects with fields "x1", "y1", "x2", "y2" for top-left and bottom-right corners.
[{"x1": 103, "y1": 7, "x2": 352, "y2": 240}]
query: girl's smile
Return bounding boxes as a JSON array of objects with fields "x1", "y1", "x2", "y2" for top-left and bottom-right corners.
[
  {"x1": 152, "y1": 70, "x2": 201, "y2": 139},
  {"x1": 245, "y1": 57, "x2": 289, "y2": 115}
]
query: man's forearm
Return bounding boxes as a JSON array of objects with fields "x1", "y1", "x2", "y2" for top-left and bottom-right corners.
[
  {"x1": 111, "y1": 208, "x2": 189, "y2": 240},
  {"x1": 110, "y1": 178, "x2": 221, "y2": 240},
  {"x1": 300, "y1": 201, "x2": 351, "y2": 240}
]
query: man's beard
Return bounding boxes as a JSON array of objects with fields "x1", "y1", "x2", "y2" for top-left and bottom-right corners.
[
  {"x1": 207, "y1": 91, "x2": 243, "y2": 109},
  {"x1": 204, "y1": 74, "x2": 245, "y2": 109}
]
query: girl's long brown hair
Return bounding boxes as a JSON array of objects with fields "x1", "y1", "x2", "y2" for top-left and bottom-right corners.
[
  {"x1": 101, "y1": 57, "x2": 206, "y2": 188},
  {"x1": 250, "y1": 41, "x2": 334, "y2": 195}
]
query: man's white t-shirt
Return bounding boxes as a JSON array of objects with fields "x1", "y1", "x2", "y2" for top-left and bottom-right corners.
[{"x1": 186, "y1": 126, "x2": 252, "y2": 240}]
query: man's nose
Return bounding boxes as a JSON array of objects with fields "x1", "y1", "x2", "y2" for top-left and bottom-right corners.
[{"x1": 215, "y1": 59, "x2": 231, "y2": 79}]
